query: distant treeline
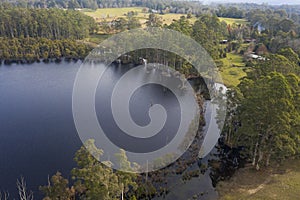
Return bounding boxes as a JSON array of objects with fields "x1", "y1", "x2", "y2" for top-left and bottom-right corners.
[
  {"x1": 0, "y1": 6, "x2": 98, "y2": 39},
  {"x1": 3, "y1": 0, "x2": 300, "y2": 18},
  {"x1": 2, "y1": 0, "x2": 209, "y2": 15},
  {"x1": 215, "y1": 5, "x2": 244, "y2": 18},
  {"x1": 218, "y1": 3, "x2": 300, "y2": 16},
  {"x1": 5, "y1": 0, "x2": 139, "y2": 9}
]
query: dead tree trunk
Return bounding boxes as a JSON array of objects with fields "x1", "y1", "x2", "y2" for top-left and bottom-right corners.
[
  {"x1": 0, "y1": 191, "x2": 9, "y2": 200},
  {"x1": 17, "y1": 177, "x2": 33, "y2": 200}
]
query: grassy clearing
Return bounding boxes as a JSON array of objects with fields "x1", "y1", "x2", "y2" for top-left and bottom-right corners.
[
  {"x1": 83, "y1": 7, "x2": 145, "y2": 20},
  {"x1": 160, "y1": 13, "x2": 196, "y2": 25},
  {"x1": 217, "y1": 159, "x2": 300, "y2": 200},
  {"x1": 218, "y1": 17, "x2": 249, "y2": 25},
  {"x1": 79, "y1": 34, "x2": 112, "y2": 47},
  {"x1": 82, "y1": 7, "x2": 197, "y2": 25},
  {"x1": 217, "y1": 53, "x2": 247, "y2": 87},
  {"x1": 85, "y1": 34, "x2": 111, "y2": 43},
  {"x1": 83, "y1": 8, "x2": 248, "y2": 27}
]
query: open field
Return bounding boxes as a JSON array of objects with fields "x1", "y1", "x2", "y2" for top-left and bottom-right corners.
[
  {"x1": 82, "y1": 7, "x2": 248, "y2": 27},
  {"x1": 82, "y1": 7, "x2": 146, "y2": 20},
  {"x1": 218, "y1": 17, "x2": 249, "y2": 25},
  {"x1": 83, "y1": 33, "x2": 111, "y2": 44},
  {"x1": 83, "y1": 7, "x2": 197, "y2": 25},
  {"x1": 217, "y1": 159, "x2": 300, "y2": 200},
  {"x1": 217, "y1": 53, "x2": 247, "y2": 87},
  {"x1": 160, "y1": 13, "x2": 197, "y2": 25}
]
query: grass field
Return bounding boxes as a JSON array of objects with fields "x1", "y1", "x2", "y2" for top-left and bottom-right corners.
[
  {"x1": 217, "y1": 53, "x2": 247, "y2": 87},
  {"x1": 217, "y1": 159, "x2": 300, "y2": 200},
  {"x1": 83, "y1": 7, "x2": 248, "y2": 27},
  {"x1": 83, "y1": 7, "x2": 197, "y2": 26},
  {"x1": 84, "y1": 33, "x2": 111, "y2": 44},
  {"x1": 160, "y1": 13, "x2": 196, "y2": 25},
  {"x1": 83, "y1": 7, "x2": 145, "y2": 20},
  {"x1": 218, "y1": 17, "x2": 249, "y2": 25}
]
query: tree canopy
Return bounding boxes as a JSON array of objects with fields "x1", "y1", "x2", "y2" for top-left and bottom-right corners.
[{"x1": 0, "y1": 7, "x2": 97, "y2": 39}]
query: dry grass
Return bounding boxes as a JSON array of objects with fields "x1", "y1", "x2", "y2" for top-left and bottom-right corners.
[
  {"x1": 82, "y1": 7, "x2": 197, "y2": 26},
  {"x1": 217, "y1": 159, "x2": 300, "y2": 200},
  {"x1": 218, "y1": 17, "x2": 249, "y2": 25},
  {"x1": 83, "y1": 7, "x2": 146, "y2": 21}
]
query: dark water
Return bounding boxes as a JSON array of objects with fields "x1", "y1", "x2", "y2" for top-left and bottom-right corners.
[
  {"x1": 0, "y1": 62, "x2": 82, "y2": 198},
  {"x1": 0, "y1": 61, "x2": 229, "y2": 199}
]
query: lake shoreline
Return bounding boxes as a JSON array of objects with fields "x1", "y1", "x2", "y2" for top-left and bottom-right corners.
[{"x1": 0, "y1": 57, "x2": 85, "y2": 66}]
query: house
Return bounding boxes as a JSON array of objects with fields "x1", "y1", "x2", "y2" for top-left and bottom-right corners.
[
  {"x1": 244, "y1": 38, "x2": 256, "y2": 43},
  {"x1": 220, "y1": 40, "x2": 228, "y2": 44},
  {"x1": 247, "y1": 53, "x2": 266, "y2": 61}
]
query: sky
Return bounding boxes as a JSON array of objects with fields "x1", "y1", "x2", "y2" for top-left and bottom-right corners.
[{"x1": 203, "y1": 0, "x2": 300, "y2": 5}]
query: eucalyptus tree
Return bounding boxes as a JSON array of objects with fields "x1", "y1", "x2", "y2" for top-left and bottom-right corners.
[
  {"x1": 216, "y1": 87, "x2": 243, "y2": 147},
  {"x1": 71, "y1": 139, "x2": 120, "y2": 200},
  {"x1": 40, "y1": 172, "x2": 75, "y2": 200},
  {"x1": 238, "y1": 73, "x2": 296, "y2": 169},
  {"x1": 114, "y1": 149, "x2": 138, "y2": 200}
]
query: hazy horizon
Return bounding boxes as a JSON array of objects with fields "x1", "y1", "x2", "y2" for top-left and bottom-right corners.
[{"x1": 203, "y1": 0, "x2": 300, "y2": 5}]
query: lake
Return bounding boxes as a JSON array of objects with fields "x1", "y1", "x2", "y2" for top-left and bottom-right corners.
[
  {"x1": 0, "y1": 61, "x2": 82, "y2": 198},
  {"x1": 0, "y1": 61, "x2": 222, "y2": 199}
]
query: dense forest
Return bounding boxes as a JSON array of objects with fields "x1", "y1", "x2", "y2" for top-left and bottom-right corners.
[
  {"x1": 0, "y1": 5, "x2": 98, "y2": 63},
  {"x1": 0, "y1": 6, "x2": 97, "y2": 39}
]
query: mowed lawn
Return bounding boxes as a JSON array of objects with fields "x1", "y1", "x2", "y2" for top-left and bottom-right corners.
[{"x1": 218, "y1": 17, "x2": 249, "y2": 25}]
